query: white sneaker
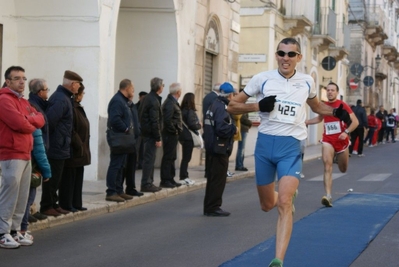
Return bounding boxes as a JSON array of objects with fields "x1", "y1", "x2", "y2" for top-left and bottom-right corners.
[
  {"x1": 180, "y1": 178, "x2": 195, "y2": 185},
  {"x1": 0, "y1": 234, "x2": 20, "y2": 249},
  {"x1": 21, "y1": 232, "x2": 33, "y2": 241},
  {"x1": 13, "y1": 232, "x2": 33, "y2": 246},
  {"x1": 227, "y1": 171, "x2": 234, "y2": 177},
  {"x1": 300, "y1": 173, "x2": 305, "y2": 179},
  {"x1": 352, "y1": 151, "x2": 358, "y2": 155},
  {"x1": 184, "y1": 178, "x2": 195, "y2": 185}
]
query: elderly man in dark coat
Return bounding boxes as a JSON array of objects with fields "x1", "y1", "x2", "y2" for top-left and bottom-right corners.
[{"x1": 40, "y1": 70, "x2": 84, "y2": 217}]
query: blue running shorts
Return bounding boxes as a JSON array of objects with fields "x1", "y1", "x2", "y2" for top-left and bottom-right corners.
[{"x1": 255, "y1": 133, "x2": 302, "y2": 185}]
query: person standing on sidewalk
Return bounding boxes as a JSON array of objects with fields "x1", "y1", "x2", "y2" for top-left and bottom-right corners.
[
  {"x1": 138, "y1": 77, "x2": 164, "y2": 193},
  {"x1": 306, "y1": 82, "x2": 358, "y2": 207},
  {"x1": 203, "y1": 82, "x2": 237, "y2": 217},
  {"x1": 179, "y1": 92, "x2": 201, "y2": 185},
  {"x1": 364, "y1": 109, "x2": 377, "y2": 147},
  {"x1": 0, "y1": 66, "x2": 45, "y2": 248},
  {"x1": 105, "y1": 79, "x2": 136, "y2": 202},
  {"x1": 135, "y1": 91, "x2": 147, "y2": 170},
  {"x1": 227, "y1": 38, "x2": 351, "y2": 267},
  {"x1": 59, "y1": 84, "x2": 91, "y2": 211},
  {"x1": 376, "y1": 105, "x2": 386, "y2": 144},
  {"x1": 159, "y1": 83, "x2": 183, "y2": 188},
  {"x1": 235, "y1": 98, "x2": 252, "y2": 172},
  {"x1": 349, "y1": 99, "x2": 368, "y2": 157},
  {"x1": 40, "y1": 70, "x2": 83, "y2": 217}
]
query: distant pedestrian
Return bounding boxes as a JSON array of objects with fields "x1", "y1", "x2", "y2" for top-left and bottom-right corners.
[
  {"x1": 349, "y1": 99, "x2": 368, "y2": 157},
  {"x1": 123, "y1": 94, "x2": 143, "y2": 197},
  {"x1": 376, "y1": 105, "x2": 386, "y2": 144},
  {"x1": 179, "y1": 92, "x2": 201, "y2": 185},
  {"x1": 235, "y1": 94, "x2": 252, "y2": 172},
  {"x1": 160, "y1": 83, "x2": 183, "y2": 188},
  {"x1": 386, "y1": 109, "x2": 397, "y2": 143},
  {"x1": 136, "y1": 91, "x2": 148, "y2": 170},
  {"x1": 138, "y1": 77, "x2": 164, "y2": 193},
  {"x1": 364, "y1": 109, "x2": 377, "y2": 147}
]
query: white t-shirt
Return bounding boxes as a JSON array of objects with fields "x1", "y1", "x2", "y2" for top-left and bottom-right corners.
[{"x1": 244, "y1": 69, "x2": 317, "y2": 140}]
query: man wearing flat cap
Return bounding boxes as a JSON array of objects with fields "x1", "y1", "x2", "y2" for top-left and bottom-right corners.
[{"x1": 40, "y1": 70, "x2": 84, "y2": 217}]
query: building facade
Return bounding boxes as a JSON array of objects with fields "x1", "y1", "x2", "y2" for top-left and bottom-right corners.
[
  {"x1": 348, "y1": 0, "x2": 399, "y2": 112},
  {"x1": 0, "y1": 0, "x2": 240, "y2": 180}
]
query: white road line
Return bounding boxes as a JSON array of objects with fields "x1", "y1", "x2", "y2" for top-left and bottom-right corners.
[
  {"x1": 307, "y1": 173, "x2": 346, "y2": 181},
  {"x1": 358, "y1": 173, "x2": 392, "y2": 181}
]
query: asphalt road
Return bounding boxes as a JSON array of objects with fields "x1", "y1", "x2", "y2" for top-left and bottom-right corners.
[{"x1": 1, "y1": 142, "x2": 398, "y2": 267}]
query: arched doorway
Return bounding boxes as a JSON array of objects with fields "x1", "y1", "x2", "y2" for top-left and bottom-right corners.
[{"x1": 115, "y1": 0, "x2": 178, "y2": 100}]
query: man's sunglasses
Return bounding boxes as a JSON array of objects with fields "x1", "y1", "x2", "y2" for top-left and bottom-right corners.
[{"x1": 276, "y1": 50, "x2": 300, "y2": 58}]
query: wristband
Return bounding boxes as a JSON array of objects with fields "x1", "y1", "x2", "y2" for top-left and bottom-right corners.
[{"x1": 344, "y1": 129, "x2": 350, "y2": 134}]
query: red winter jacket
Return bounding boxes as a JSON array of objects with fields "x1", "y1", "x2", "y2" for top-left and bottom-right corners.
[{"x1": 0, "y1": 88, "x2": 45, "y2": 160}]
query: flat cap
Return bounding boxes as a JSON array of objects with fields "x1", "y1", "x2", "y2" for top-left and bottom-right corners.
[{"x1": 64, "y1": 70, "x2": 83, "y2": 82}]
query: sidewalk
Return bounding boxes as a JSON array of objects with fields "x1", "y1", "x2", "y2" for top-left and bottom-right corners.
[{"x1": 30, "y1": 144, "x2": 322, "y2": 231}]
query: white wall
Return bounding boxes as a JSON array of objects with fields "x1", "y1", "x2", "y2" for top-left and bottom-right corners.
[{"x1": 115, "y1": 9, "x2": 178, "y2": 100}]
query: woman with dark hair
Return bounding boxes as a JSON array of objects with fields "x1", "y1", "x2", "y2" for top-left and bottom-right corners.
[
  {"x1": 179, "y1": 93, "x2": 201, "y2": 185},
  {"x1": 59, "y1": 85, "x2": 91, "y2": 212}
]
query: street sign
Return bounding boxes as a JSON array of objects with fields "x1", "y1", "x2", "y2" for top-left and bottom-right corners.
[
  {"x1": 350, "y1": 63, "x2": 364, "y2": 76},
  {"x1": 363, "y1": 76, "x2": 374, "y2": 87},
  {"x1": 349, "y1": 78, "x2": 359, "y2": 90},
  {"x1": 321, "y1": 56, "x2": 336, "y2": 71}
]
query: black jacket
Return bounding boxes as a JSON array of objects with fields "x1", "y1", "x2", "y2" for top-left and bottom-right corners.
[
  {"x1": 107, "y1": 91, "x2": 133, "y2": 133},
  {"x1": 65, "y1": 101, "x2": 91, "y2": 167},
  {"x1": 203, "y1": 96, "x2": 236, "y2": 155},
  {"x1": 29, "y1": 92, "x2": 49, "y2": 151},
  {"x1": 139, "y1": 91, "x2": 162, "y2": 141},
  {"x1": 162, "y1": 94, "x2": 183, "y2": 136},
  {"x1": 179, "y1": 108, "x2": 201, "y2": 141},
  {"x1": 240, "y1": 113, "x2": 252, "y2": 133},
  {"x1": 46, "y1": 85, "x2": 74, "y2": 159},
  {"x1": 352, "y1": 104, "x2": 368, "y2": 129},
  {"x1": 202, "y1": 91, "x2": 218, "y2": 123}
]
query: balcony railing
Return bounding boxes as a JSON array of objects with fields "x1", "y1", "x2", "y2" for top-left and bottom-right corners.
[
  {"x1": 283, "y1": 0, "x2": 315, "y2": 22},
  {"x1": 366, "y1": 4, "x2": 387, "y2": 29},
  {"x1": 335, "y1": 22, "x2": 350, "y2": 50},
  {"x1": 312, "y1": 7, "x2": 336, "y2": 39}
]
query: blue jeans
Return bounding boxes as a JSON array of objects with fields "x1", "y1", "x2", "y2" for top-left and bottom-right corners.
[
  {"x1": 21, "y1": 187, "x2": 36, "y2": 231},
  {"x1": 106, "y1": 153, "x2": 127, "y2": 196},
  {"x1": 235, "y1": 131, "x2": 247, "y2": 169}
]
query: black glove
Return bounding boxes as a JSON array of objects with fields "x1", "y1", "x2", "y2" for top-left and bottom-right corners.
[
  {"x1": 333, "y1": 104, "x2": 351, "y2": 124},
  {"x1": 259, "y1": 95, "x2": 277, "y2": 112}
]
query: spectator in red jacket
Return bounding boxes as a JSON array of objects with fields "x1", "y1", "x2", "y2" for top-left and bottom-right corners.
[
  {"x1": 0, "y1": 66, "x2": 45, "y2": 248},
  {"x1": 364, "y1": 109, "x2": 377, "y2": 147}
]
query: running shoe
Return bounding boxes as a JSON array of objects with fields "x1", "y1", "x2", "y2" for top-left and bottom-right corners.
[
  {"x1": 0, "y1": 234, "x2": 20, "y2": 249},
  {"x1": 321, "y1": 196, "x2": 333, "y2": 207},
  {"x1": 269, "y1": 258, "x2": 283, "y2": 267},
  {"x1": 292, "y1": 189, "x2": 298, "y2": 214}
]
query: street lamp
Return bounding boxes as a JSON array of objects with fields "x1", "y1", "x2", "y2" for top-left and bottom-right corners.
[{"x1": 363, "y1": 54, "x2": 382, "y2": 70}]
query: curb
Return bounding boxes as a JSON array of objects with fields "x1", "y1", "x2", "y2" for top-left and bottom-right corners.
[{"x1": 29, "y1": 173, "x2": 254, "y2": 231}]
